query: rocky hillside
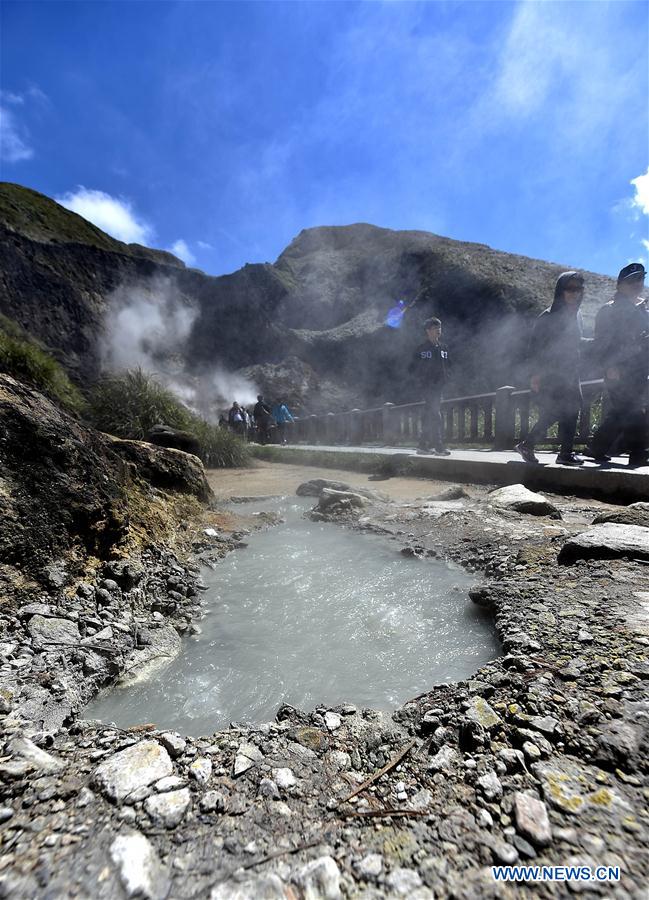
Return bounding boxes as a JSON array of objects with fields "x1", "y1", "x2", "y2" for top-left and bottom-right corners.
[{"x1": 0, "y1": 182, "x2": 616, "y2": 411}]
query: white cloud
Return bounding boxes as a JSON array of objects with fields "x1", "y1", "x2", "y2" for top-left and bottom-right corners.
[
  {"x1": 631, "y1": 169, "x2": 649, "y2": 216},
  {"x1": 168, "y1": 239, "x2": 196, "y2": 266},
  {"x1": 197, "y1": 240, "x2": 213, "y2": 250},
  {"x1": 56, "y1": 187, "x2": 154, "y2": 245},
  {"x1": 0, "y1": 105, "x2": 33, "y2": 162}
]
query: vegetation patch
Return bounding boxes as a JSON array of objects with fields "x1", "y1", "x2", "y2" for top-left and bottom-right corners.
[
  {"x1": 88, "y1": 369, "x2": 250, "y2": 468},
  {"x1": 0, "y1": 314, "x2": 86, "y2": 415}
]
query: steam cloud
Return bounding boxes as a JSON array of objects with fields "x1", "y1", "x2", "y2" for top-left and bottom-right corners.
[{"x1": 101, "y1": 276, "x2": 258, "y2": 421}]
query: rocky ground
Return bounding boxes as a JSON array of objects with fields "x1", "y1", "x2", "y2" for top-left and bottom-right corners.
[{"x1": 1, "y1": 449, "x2": 649, "y2": 898}]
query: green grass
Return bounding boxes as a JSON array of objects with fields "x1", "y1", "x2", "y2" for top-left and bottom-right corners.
[
  {"x1": 88, "y1": 369, "x2": 249, "y2": 468},
  {"x1": 0, "y1": 314, "x2": 86, "y2": 415}
]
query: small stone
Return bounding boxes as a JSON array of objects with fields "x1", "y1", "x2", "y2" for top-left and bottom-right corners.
[
  {"x1": 200, "y1": 791, "x2": 226, "y2": 813},
  {"x1": 189, "y1": 757, "x2": 212, "y2": 784},
  {"x1": 273, "y1": 767, "x2": 297, "y2": 789},
  {"x1": 110, "y1": 831, "x2": 169, "y2": 899},
  {"x1": 522, "y1": 741, "x2": 542, "y2": 762},
  {"x1": 491, "y1": 840, "x2": 519, "y2": 865},
  {"x1": 478, "y1": 809, "x2": 493, "y2": 828},
  {"x1": 0, "y1": 808, "x2": 14, "y2": 823},
  {"x1": 324, "y1": 711, "x2": 342, "y2": 731},
  {"x1": 158, "y1": 732, "x2": 186, "y2": 758},
  {"x1": 428, "y1": 746, "x2": 459, "y2": 772},
  {"x1": 292, "y1": 856, "x2": 341, "y2": 900},
  {"x1": 233, "y1": 742, "x2": 263, "y2": 776},
  {"x1": 385, "y1": 868, "x2": 423, "y2": 896},
  {"x1": 355, "y1": 853, "x2": 383, "y2": 879},
  {"x1": 513, "y1": 791, "x2": 552, "y2": 847},
  {"x1": 465, "y1": 696, "x2": 501, "y2": 730},
  {"x1": 327, "y1": 750, "x2": 350, "y2": 771},
  {"x1": 3, "y1": 737, "x2": 65, "y2": 776},
  {"x1": 93, "y1": 741, "x2": 172, "y2": 802},
  {"x1": 144, "y1": 788, "x2": 191, "y2": 828},
  {"x1": 477, "y1": 770, "x2": 503, "y2": 801},
  {"x1": 210, "y1": 874, "x2": 286, "y2": 900},
  {"x1": 154, "y1": 776, "x2": 186, "y2": 793}
]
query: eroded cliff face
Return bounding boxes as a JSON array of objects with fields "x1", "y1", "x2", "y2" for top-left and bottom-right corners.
[{"x1": 0, "y1": 183, "x2": 616, "y2": 410}]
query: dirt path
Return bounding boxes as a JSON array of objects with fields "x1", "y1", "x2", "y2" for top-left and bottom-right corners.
[{"x1": 206, "y1": 459, "x2": 482, "y2": 502}]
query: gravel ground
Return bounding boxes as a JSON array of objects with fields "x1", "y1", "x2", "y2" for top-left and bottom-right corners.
[{"x1": 1, "y1": 466, "x2": 648, "y2": 899}]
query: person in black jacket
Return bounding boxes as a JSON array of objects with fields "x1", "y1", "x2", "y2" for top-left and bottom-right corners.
[
  {"x1": 253, "y1": 394, "x2": 273, "y2": 445},
  {"x1": 410, "y1": 317, "x2": 450, "y2": 455},
  {"x1": 515, "y1": 271, "x2": 586, "y2": 466},
  {"x1": 588, "y1": 262, "x2": 648, "y2": 467}
]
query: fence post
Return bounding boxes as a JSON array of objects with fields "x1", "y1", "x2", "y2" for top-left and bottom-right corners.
[
  {"x1": 350, "y1": 409, "x2": 363, "y2": 445},
  {"x1": 494, "y1": 386, "x2": 516, "y2": 450},
  {"x1": 382, "y1": 402, "x2": 395, "y2": 444},
  {"x1": 308, "y1": 414, "x2": 318, "y2": 444},
  {"x1": 325, "y1": 412, "x2": 336, "y2": 445}
]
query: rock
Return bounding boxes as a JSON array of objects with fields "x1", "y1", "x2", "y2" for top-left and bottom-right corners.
[
  {"x1": 28, "y1": 615, "x2": 80, "y2": 648},
  {"x1": 428, "y1": 746, "x2": 459, "y2": 773},
  {"x1": 110, "y1": 831, "x2": 170, "y2": 900},
  {"x1": 93, "y1": 740, "x2": 173, "y2": 802},
  {"x1": 292, "y1": 856, "x2": 342, "y2": 900},
  {"x1": 81, "y1": 625, "x2": 113, "y2": 645},
  {"x1": 288, "y1": 726, "x2": 329, "y2": 752},
  {"x1": 559, "y1": 524, "x2": 649, "y2": 564},
  {"x1": 385, "y1": 868, "x2": 423, "y2": 896},
  {"x1": 158, "y1": 732, "x2": 186, "y2": 759},
  {"x1": 428, "y1": 485, "x2": 470, "y2": 501},
  {"x1": 469, "y1": 586, "x2": 496, "y2": 609},
  {"x1": 488, "y1": 485, "x2": 561, "y2": 519},
  {"x1": 144, "y1": 788, "x2": 191, "y2": 828},
  {"x1": 355, "y1": 853, "x2": 383, "y2": 879},
  {"x1": 537, "y1": 759, "x2": 630, "y2": 816},
  {"x1": 477, "y1": 770, "x2": 502, "y2": 801},
  {"x1": 318, "y1": 488, "x2": 366, "y2": 510},
  {"x1": 0, "y1": 808, "x2": 14, "y2": 823},
  {"x1": 118, "y1": 626, "x2": 182, "y2": 687},
  {"x1": 593, "y1": 505, "x2": 649, "y2": 528},
  {"x1": 594, "y1": 722, "x2": 642, "y2": 772},
  {"x1": 490, "y1": 840, "x2": 519, "y2": 865},
  {"x1": 211, "y1": 875, "x2": 287, "y2": 900},
  {"x1": 464, "y1": 696, "x2": 501, "y2": 730},
  {"x1": 296, "y1": 479, "x2": 383, "y2": 501},
  {"x1": 528, "y1": 715, "x2": 560, "y2": 737},
  {"x1": 1, "y1": 737, "x2": 65, "y2": 777},
  {"x1": 324, "y1": 711, "x2": 342, "y2": 731},
  {"x1": 513, "y1": 791, "x2": 552, "y2": 847},
  {"x1": 189, "y1": 757, "x2": 212, "y2": 783},
  {"x1": 154, "y1": 776, "x2": 186, "y2": 793},
  {"x1": 326, "y1": 751, "x2": 350, "y2": 771},
  {"x1": 233, "y1": 743, "x2": 263, "y2": 776},
  {"x1": 200, "y1": 791, "x2": 226, "y2": 813},
  {"x1": 273, "y1": 767, "x2": 297, "y2": 789},
  {"x1": 258, "y1": 778, "x2": 280, "y2": 800}
]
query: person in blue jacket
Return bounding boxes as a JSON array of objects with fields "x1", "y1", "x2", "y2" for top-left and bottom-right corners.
[{"x1": 271, "y1": 399, "x2": 295, "y2": 444}]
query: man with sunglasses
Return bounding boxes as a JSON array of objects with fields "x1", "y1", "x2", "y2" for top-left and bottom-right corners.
[
  {"x1": 515, "y1": 271, "x2": 587, "y2": 465},
  {"x1": 588, "y1": 263, "x2": 648, "y2": 468}
]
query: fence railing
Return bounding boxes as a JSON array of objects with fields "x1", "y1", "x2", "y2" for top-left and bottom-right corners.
[{"x1": 291, "y1": 378, "x2": 614, "y2": 449}]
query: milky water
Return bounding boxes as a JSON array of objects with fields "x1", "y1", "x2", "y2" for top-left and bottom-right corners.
[{"x1": 86, "y1": 496, "x2": 498, "y2": 736}]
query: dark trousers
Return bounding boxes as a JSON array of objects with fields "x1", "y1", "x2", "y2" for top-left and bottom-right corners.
[
  {"x1": 591, "y1": 378, "x2": 648, "y2": 458},
  {"x1": 526, "y1": 384, "x2": 581, "y2": 455},
  {"x1": 420, "y1": 391, "x2": 444, "y2": 450}
]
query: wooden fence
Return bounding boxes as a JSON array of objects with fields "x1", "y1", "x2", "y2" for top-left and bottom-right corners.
[{"x1": 290, "y1": 378, "x2": 616, "y2": 449}]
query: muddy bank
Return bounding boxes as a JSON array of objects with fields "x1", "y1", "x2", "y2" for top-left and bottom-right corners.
[{"x1": 1, "y1": 453, "x2": 649, "y2": 898}]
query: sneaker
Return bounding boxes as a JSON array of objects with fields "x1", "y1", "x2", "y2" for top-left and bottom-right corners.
[
  {"x1": 434, "y1": 448, "x2": 451, "y2": 456},
  {"x1": 556, "y1": 452, "x2": 584, "y2": 466},
  {"x1": 515, "y1": 441, "x2": 539, "y2": 464}
]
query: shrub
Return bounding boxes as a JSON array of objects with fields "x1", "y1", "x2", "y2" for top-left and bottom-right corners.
[
  {"x1": 88, "y1": 369, "x2": 249, "y2": 468},
  {"x1": 0, "y1": 314, "x2": 86, "y2": 415}
]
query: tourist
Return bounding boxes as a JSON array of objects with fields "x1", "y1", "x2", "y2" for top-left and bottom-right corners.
[
  {"x1": 588, "y1": 262, "x2": 649, "y2": 468},
  {"x1": 253, "y1": 394, "x2": 273, "y2": 445},
  {"x1": 410, "y1": 316, "x2": 451, "y2": 456},
  {"x1": 271, "y1": 399, "x2": 295, "y2": 444},
  {"x1": 515, "y1": 271, "x2": 587, "y2": 466},
  {"x1": 227, "y1": 401, "x2": 245, "y2": 437}
]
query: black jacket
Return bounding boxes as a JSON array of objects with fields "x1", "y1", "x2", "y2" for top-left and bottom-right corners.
[
  {"x1": 409, "y1": 341, "x2": 449, "y2": 394},
  {"x1": 528, "y1": 272, "x2": 584, "y2": 389},
  {"x1": 594, "y1": 293, "x2": 649, "y2": 384}
]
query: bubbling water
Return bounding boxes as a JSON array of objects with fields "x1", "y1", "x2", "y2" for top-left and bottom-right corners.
[{"x1": 86, "y1": 497, "x2": 498, "y2": 736}]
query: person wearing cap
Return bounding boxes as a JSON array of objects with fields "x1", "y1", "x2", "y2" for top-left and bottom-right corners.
[
  {"x1": 410, "y1": 316, "x2": 451, "y2": 455},
  {"x1": 515, "y1": 271, "x2": 587, "y2": 466},
  {"x1": 588, "y1": 263, "x2": 648, "y2": 468}
]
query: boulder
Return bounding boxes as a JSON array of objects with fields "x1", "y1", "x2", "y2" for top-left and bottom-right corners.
[
  {"x1": 146, "y1": 424, "x2": 201, "y2": 458},
  {"x1": 559, "y1": 523, "x2": 649, "y2": 564},
  {"x1": 29, "y1": 615, "x2": 80, "y2": 648},
  {"x1": 297, "y1": 479, "x2": 384, "y2": 501},
  {"x1": 593, "y1": 502, "x2": 649, "y2": 529},
  {"x1": 109, "y1": 437, "x2": 212, "y2": 502},
  {"x1": 487, "y1": 484, "x2": 561, "y2": 519},
  {"x1": 318, "y1": 488, "x2": 366, "y2": 510}
]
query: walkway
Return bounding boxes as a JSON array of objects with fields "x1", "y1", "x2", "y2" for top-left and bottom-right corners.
[{"x1": 254, "y1": 444, "x2": 649, "y2": 502}]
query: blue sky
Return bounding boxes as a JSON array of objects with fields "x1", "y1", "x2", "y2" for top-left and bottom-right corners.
[{"x1": 1, "y1": 0, "x2": 648, "y2": 277}]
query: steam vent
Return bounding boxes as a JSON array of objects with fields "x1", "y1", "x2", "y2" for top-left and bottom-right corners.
[{"x1": 0, "y1": 181, "x2": 648, "y2": 899}]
